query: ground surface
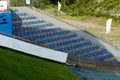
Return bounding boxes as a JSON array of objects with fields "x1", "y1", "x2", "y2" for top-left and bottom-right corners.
[{"x1": 58, "y1": 16, "x2": 120, "y2": 50}]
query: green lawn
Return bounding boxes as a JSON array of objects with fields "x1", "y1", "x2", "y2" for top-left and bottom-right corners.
[{"x1": 0, "y1": 47, "x2": 81, "y2": 80}]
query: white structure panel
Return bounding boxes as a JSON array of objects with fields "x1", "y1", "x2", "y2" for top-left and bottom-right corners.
[{"x1": 0, "y1": 34, "x2": 68, "y2": 63}]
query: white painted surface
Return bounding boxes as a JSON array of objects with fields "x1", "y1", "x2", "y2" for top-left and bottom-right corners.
[
  {"x1": 0, "y1": 1, "x2": 7, "y2": 12},
  {"x1": 58, "y1": 1, "x2": 61, "y2": 11},
  {"x1": 26, "y1": 0, "x2": 30, "y2": 4},
  {"x1": 0, "y1": 34, "x2": 68, "y2": 63},
  {"x1": 106, "y1": 19, "x2": 112, "y2": 34}
]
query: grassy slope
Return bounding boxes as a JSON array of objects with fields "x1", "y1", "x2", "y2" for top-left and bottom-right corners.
[{"x1": 0, "y1": 47, "x2": 81, "y2": 80}]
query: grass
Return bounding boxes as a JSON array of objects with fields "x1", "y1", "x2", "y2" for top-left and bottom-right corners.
[
  {"x1": 80, "y1": 26, "x2": 120, "y2": 49},
  {"x1": 57, "y1": 15, "x2": 120, "y2": 50},
  {"x1": 57, "y1": 16, "x2": 93, "y2": 22},
  {"x1": 57, "y1": 15, "x2": 120, "y2": 26},
  {"x1": 0, "y1": 47, "x2": 81, "y2": 80}
]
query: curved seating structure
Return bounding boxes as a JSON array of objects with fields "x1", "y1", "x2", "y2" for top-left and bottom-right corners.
[{"x1": 11, "y1": 8, "x2": 119, "y2": 63}]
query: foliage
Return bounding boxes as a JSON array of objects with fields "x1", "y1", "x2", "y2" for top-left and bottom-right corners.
[{"x1": 10, "y1": 0, "x2": 120, "y2": 18}]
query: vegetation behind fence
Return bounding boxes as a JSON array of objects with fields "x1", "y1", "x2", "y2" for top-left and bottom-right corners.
[{"x1": 10, "y1": 0, "x2": 120, "y2": 19}]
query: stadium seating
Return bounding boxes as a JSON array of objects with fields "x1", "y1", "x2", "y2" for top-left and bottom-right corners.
[
  {"x1": 12, "y1": 13, "x2": 28, "y2": 17},
  {"x1": 13, "y1": 23, "x2": 54, "y2": 32},
  {"x1": 12, "y1": 16, "x2": 37, "y2": 21},
  {"x1": 12, "y1": 9, "x2": 118, "y2": 62},
  {"x1": 14, "y1": 27, "x2": 61, "y2": 37},
  {"x1": 12, "y1": 20, "x2": 45, "y2": 26},
  {"x1": 36, "y1": 34, "x2": 77, "y2": 44}
]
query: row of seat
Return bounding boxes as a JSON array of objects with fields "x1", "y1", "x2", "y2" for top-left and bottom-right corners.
[
  {"x1": 81, "y1": 49, "x2": 119, "y2": 62},
  {"x1": 47, "y1": 38, "x2": 85, "y2": 48},
  {"x1": 22, "y1": 30, "x2": 71, "y2": 40},
  {"x1": 57, "y1": 41, "x2": 92, "y2": 52},
  {"x1": 69, "y1": 45, "x2": 100, "y2": 55},
  {"x1": 110, "y1": 59, "x2": 119, "y2": 62},
  {"x1": 13, "y1": 23, "x2": 54, "y2": 32},
  {"x1": 95, "y1": 54, "x2": 114, "y2": 61},
  {"x1": 15, "y1": 27, "x2": 61, "y2": 36},
  {"x1": 12, "y1": 16, "x2": 37, "y2": 21},
  {"x1": 82, "y1": 49, "x2": 108, "y2": 59},
  {"x1": 36, "y1": 34, "x2": 77, "y2": 44},
  {"x1": 13, "y1": 20, "x2": 45, "y2": 26},
  {"x1": 12, "y1": 13, "x2": 28, "y2": 17}
]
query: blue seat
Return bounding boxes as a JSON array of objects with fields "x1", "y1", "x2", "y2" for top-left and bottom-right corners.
[
  {"x1": 58, "y1": 41, "x2": 92, "y2": 52},
  {"x1": 13, "y1": 23, "x2": 54, "y2": 32},
  {"x1": 78, "y1": 45, "x2": 100, "y2": 54},
  {"x1": 34, "y1": 30, "x2": 70, "y2": 39},
  {"x1": 12, "y1": 13, "x2": 28, "y2": 17},
  {"x1": 47, "y1": 38, "x2": 85, "y2": 48},
  {"x1": 95, "y1": 54, "x2": 114, "y2": 61},
  {"x1": 82, "y1": 49, "x2": 107, "y2": 59},
  {"x1": 36, "y1": 34, "x2": 77, "y2": 44},
  {"x1": 12, "y1": 16, "x2": 37, "y2": 21},
  {"x1": 13, "y1": 20, "x2": 45, "y2": 26},
  {"x1": 110, "y1": 59, "x2": 119, "y2": 62}
]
